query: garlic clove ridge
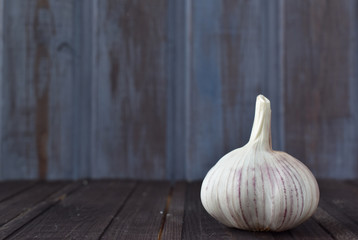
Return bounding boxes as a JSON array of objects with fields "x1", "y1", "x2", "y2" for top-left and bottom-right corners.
[{"x1": 200, "y1": 95, "x2": 319, "y2": 232}]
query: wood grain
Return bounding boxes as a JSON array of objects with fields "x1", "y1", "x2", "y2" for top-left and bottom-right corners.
[
  {"x1": 0, "y1": 0, "x2": 3, "y2": 180},
  {"x1": 0, "y1": 181, "x2": 82, "y2": 239},
  {"x1": 312, "y1": 206, "x2": 358, "y2": 240},
  {"x1": 7, "y1": 180, "x2": 136, "y2": 239},
  {"x1": 182, "y1": 182, "x2": 230, "y2": 239},
  {"x1": 288, "y1": 218, "x2": 334, "y2": 240},
  {"x1": 0, "y1": 181, "x2": 36, "y2": 202},
  {"x1": 101, "y1": 181, "x2": 170, "y2": 240},
  {"x1": 0, "y1": 180, "x2": 356, "y2": 239},
  {"x1": 1, "y1": 0, "x2": 76, "y2": 179},
  {"x1": 186, "y1": 0, "x2": 282, "y2": 180},
  {"x1": 283, "y1": 0, "x2": 358, "y2": 178},
  {"x1": 0, "y1": 0, "x2": 357, "y2": 180},
  {"x1": 161, "y1": 182, "x2": 187, "y2": 240},
  {"x1": 316, "y1": 199, "x2": 358, "y2": 237},
  {"x1": 318, "y1": 179, "x2": 358, "y2": 226},
  {"x1": 91, "y1": 0, "x2": 169, "y2": 179},
  {"x1": 72, "y1": 0, "x2": 93, "y2": 179},
  {"x1": 0, "y1": 181, "x2": 67, "y2": 226},
  {"x1": 166, "y1": 0, "x2": 187, "y2": 181}
]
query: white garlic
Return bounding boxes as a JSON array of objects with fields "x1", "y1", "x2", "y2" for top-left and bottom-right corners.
[{"x1": 201, "y1": 95, "x2": 319, "y2": 232}]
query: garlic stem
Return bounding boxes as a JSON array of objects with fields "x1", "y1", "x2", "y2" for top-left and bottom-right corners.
[{"x1": 248, "y1": 95, "x2": 272, "y2": 149}]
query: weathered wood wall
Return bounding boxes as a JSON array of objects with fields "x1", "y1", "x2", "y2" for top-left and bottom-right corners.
[
  {"x1": 1, "y1": 0, "x2": 76, "y2": 179},
  {"x1": 0, "y1": 0, "x2": 357, "y2": 180}
]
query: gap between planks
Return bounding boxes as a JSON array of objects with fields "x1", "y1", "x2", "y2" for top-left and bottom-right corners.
[
  {"x1": 158, "y1": 187, "x2": 174, "y2": 240},
  {"x1": 97, "y1": 182, "x2": 139, "y2": 239},
  {"x1": 2, "y1": 180, "x2": 358, "y2": 239},
  {"x1": 0, "y1": 181, "x2": 38, "y2": 204},
  {"x1": 96, "y1": 182, "x2": 177, "y2": 240},
  {"x1": 0, "y1": 181, "x2": 85, "y2": 239}
]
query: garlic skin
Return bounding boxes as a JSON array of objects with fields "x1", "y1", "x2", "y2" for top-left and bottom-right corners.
[{"x1": 200, "y1": 95, "x2": 319, "y2": 232}]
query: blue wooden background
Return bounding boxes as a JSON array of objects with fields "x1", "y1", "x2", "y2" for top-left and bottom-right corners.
[{"x1": 0, "y1": 0, "x2": 357, "y2": 180}]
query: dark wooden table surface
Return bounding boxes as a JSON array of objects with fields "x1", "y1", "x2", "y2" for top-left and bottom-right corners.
[{"x1": 0, "y1": 179, "x2": 357, "y2": 239}]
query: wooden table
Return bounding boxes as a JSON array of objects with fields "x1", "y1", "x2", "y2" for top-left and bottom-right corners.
[{"x1": 0, "y1": 180, "x2": 357, "y2": 239}]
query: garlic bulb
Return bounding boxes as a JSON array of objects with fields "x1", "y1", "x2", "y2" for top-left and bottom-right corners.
[{"x1": 201, "y1": 95, "x2": 319, "y2": 232}]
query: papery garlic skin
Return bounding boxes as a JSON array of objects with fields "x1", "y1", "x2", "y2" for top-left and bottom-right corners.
[{"x1": 200, "y1": 95, "x2": 319, "y2": 232}]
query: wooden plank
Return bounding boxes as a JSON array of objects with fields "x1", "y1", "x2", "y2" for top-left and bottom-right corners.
[
  {"x1": 0, "y1": 0, "x2": 4, "y2": 180},
  {"x1": 101, "y1": 181, "x2": 170, "y2": 240},
  {"x1": 318, "y1": 180, "x2": 358, "y2": 225},
  {"x1": 1, "y1": 0, "x2": 76, "y2": 179},
  {"x1": 230, "y1": 230, "x2": 276, "y2": 240},
  {"x1": 181, "y1": 181, "x2": 225, "y2": 240},
  {"x1": 287, "y1": 218, "x2": 334, "y2": 240},
  {"x1": 283, "y1": 0, "x2": 358, "y2": 178},
  {"x1": 271, "y1": 231, "x2": 294, "y2": 240},
  {"x1": 316, "y1": 199, "x2": 358, "y2": 237},
  {"x1": 7, "y1": 180, "x2": 136, "y2": 239},
  {"x1": 312, "y1": 206, "x2": 358, "y2": 240},
  {"x1": 161, "y1": 182, "x2": 186, "y2": 240},
  {"x1": 91, "y1": 0, "x2": 169, "y2": 179},
  {"x1": 72, "y1": 0, "x2": 93, "y2": 179},
  {"x1": 182, "y1": 182, "x2": 277, "y2": 240},
  {"x1": 347, "y1": 179, "x2": 358, "y2": 187},
  {"x1": 318, "y1": 179, "x2": 358, "y2": 203},
  {"x1": 166, "y1": 0, "x2": 187, "y2": 180},
  {"x1": 0, "y1": 181, "x2": 36, "y2": 202},
  {"x1": 187, "y1": 0, "x2": 282, "y2": 180},
  {"x1": 0, "y1": 181, "x2": 83, "y2": 239},
  {"x1": 0, "y1": 181, "x2": 67, "y2": 226}
]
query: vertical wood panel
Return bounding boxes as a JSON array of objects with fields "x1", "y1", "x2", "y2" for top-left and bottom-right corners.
[
  {"x1": 283, "y1": 0, "x2": 358, "y2": 178},
  {"x1": 0, "y1": 1, "x2": 357, "y2": 180},
  {"x1": 166, "y1": 0, "x2": 188, "y2": 180},
  {"x1": 92, "y1": 0, "x2": 169, "y2": 179},
  {"x1": 0, "y1": 0, "x2": 4, "y2": 180},
  {"x1": 187, "y1": 0, "x2": 282, "y2": 180},
  {"x1": 72, "y1": 0, "x2": 93, "y2": 179},
  {"x1": 1, "y1": 0, "x2": 75, "y2": 179}
]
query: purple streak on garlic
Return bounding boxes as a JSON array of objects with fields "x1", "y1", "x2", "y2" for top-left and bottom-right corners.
[{"x1": 200, "y1": 95, "x2": 319, "y2": 232}]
